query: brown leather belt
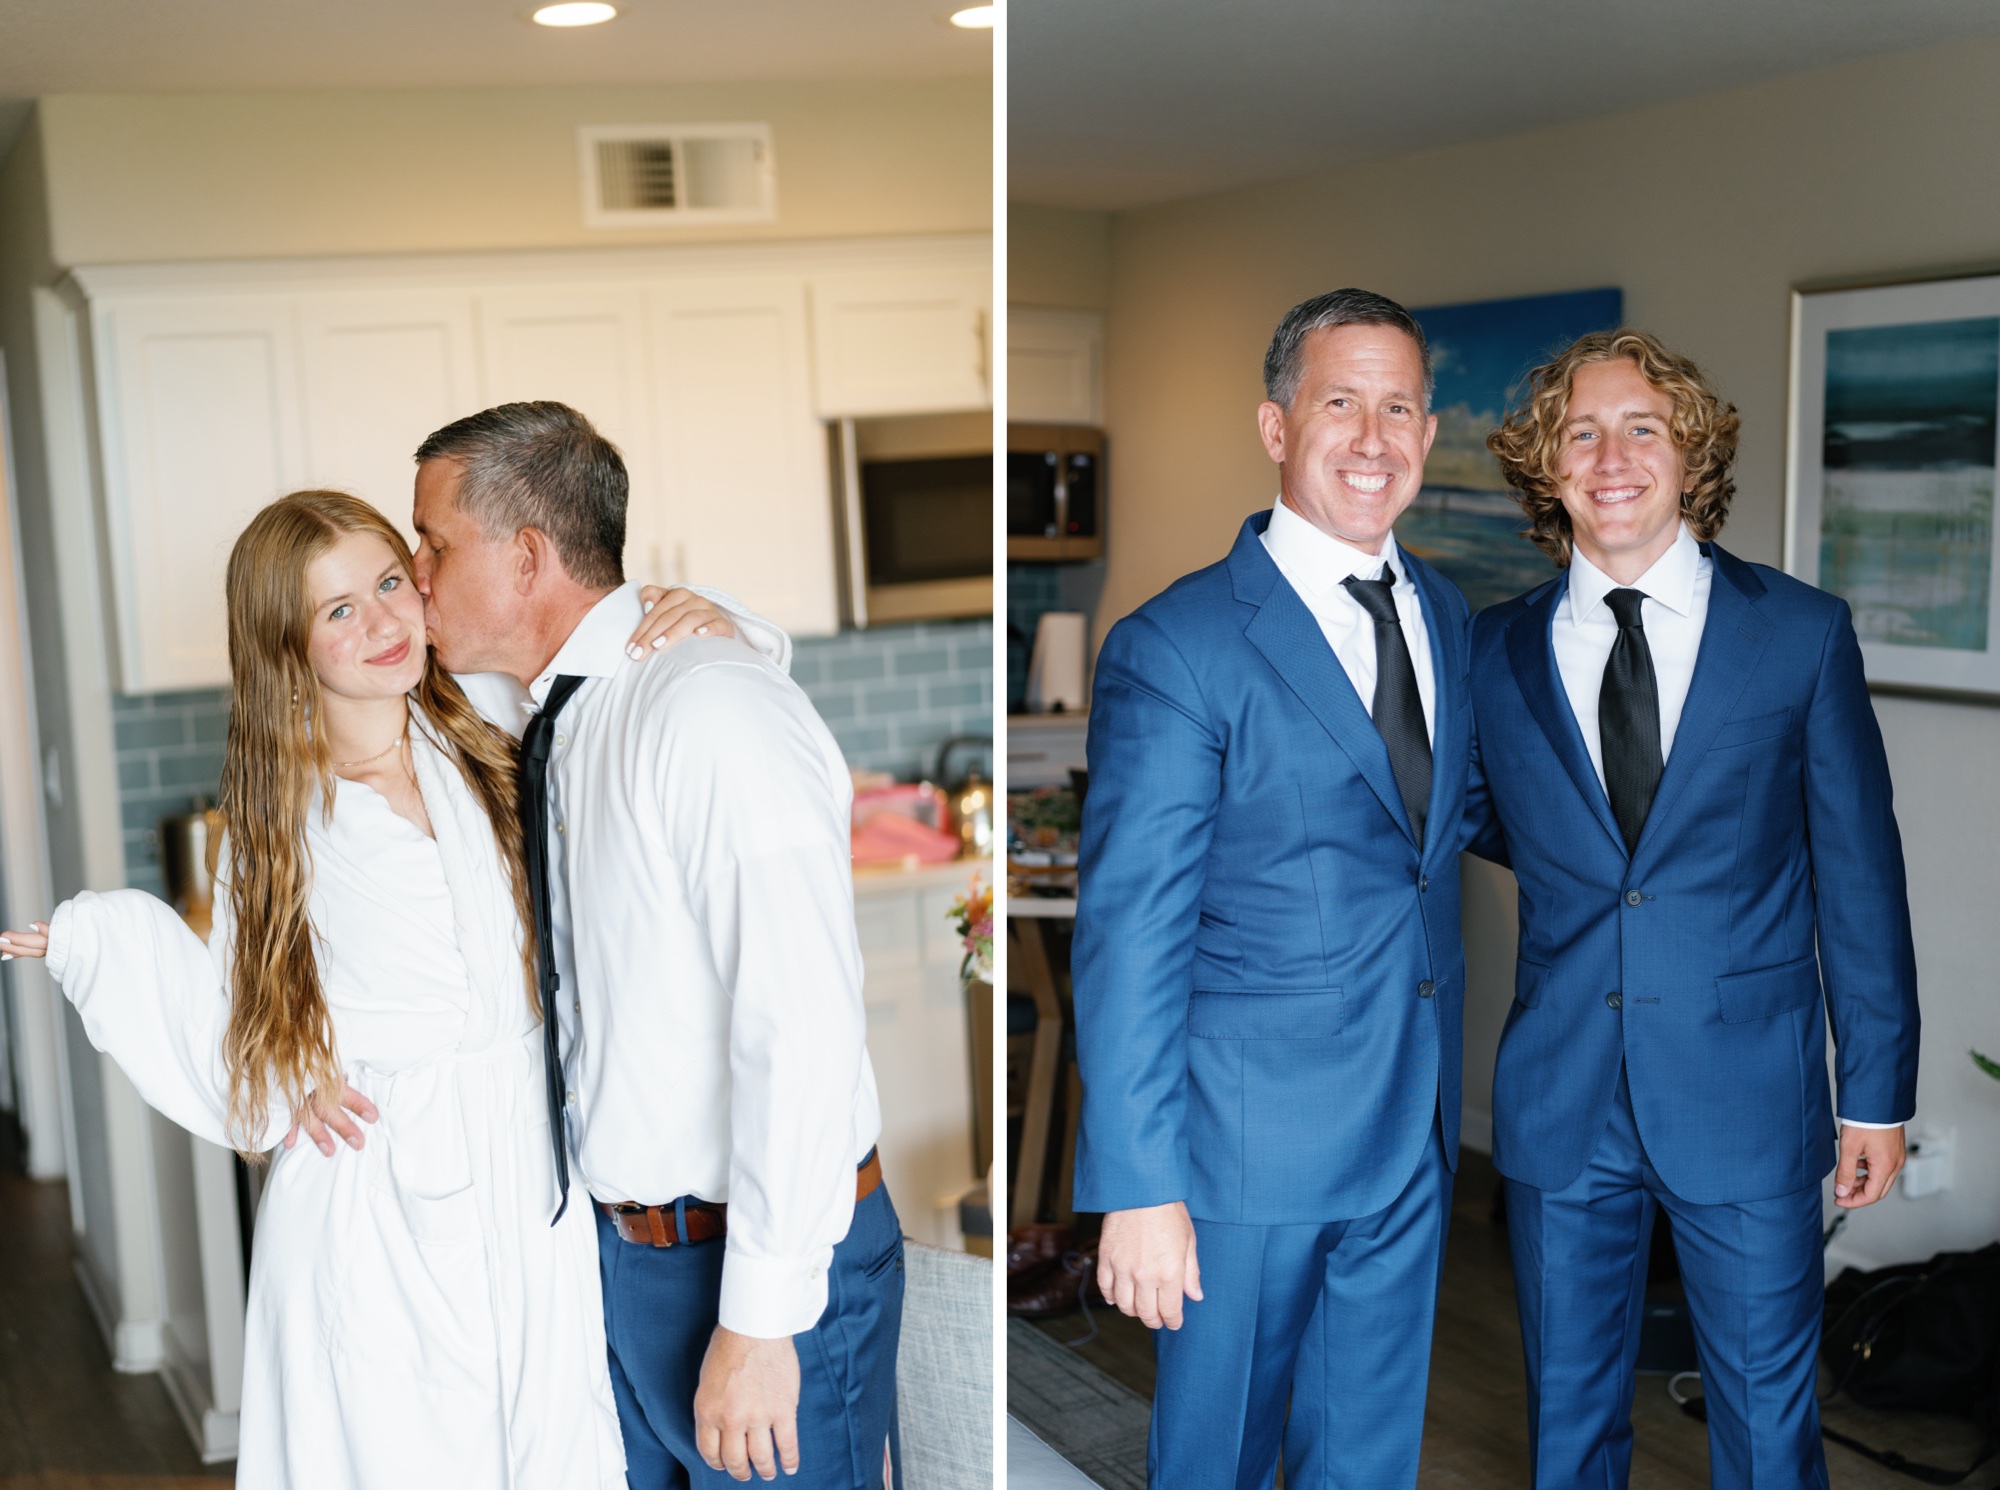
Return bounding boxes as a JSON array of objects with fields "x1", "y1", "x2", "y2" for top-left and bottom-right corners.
[{"x1": 600, "y1": 1150, "x2": 883, "y2": 1249}]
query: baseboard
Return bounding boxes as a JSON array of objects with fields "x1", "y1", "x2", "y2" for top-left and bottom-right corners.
[
  {"x1": 159, "y1": 1333, "x2": 238, "y2": 1463},
  {"x1": 73, "y1": 1255, "x2": 165, "y2": 1372}
]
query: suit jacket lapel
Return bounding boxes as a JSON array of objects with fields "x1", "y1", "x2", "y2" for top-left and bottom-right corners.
[
  {"x1": 1505, "y1": 574, "x2": 1627, "y2": 855},
  {"x1": 1230, "y1": 517, "x2": 1417, "y2": 845},
  {"x1": 1409, "y1": 558, "x2": 1466, "y2": 870},
  {"x1": 1632, "y1": 545, "x2": 1773, "y2": 862}
]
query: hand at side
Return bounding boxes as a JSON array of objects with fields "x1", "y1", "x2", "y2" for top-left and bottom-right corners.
[
  {"x1": 695, "y1": 1325, "x2": 802, "y2": 1481},
  {"x1": 1097, "y1": 1200, "x2": 1204, "y2": 1330},
  {"x1": 1834, "y1": 1123, "x2": 1906, "y2": 1208}
]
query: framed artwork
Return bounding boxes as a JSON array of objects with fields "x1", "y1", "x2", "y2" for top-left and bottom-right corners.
[
  {"x1": 1403, "y1": 287, "x2": 1623, "y2": 611},
  {"x1": 1788, "y1": 274, "x2": 2000, "y2": 697}
]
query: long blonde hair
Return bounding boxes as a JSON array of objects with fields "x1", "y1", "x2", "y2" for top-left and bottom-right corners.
[{"x1": 217, "y1": 491, "x2": 537, "y2": 1153}]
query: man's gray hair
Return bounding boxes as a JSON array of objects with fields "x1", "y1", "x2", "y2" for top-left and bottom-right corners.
[
  {"x1": 413, "y1": 402, "x2": 627, "y2": 589},
  {"x1": 1262, "y1": 288, "x2": 1434, "y2": 411}
]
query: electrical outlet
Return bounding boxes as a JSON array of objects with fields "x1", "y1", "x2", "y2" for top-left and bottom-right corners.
[{"x1": 1900, "y1": 1124, "x2": 1955, "y2": 1199}]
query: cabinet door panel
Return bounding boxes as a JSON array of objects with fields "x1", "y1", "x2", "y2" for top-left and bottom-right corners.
[
  {"x1": 298, "y1": 294, "x2": 480, "y2": 545},
  {"x1": 809, "y1": 271, "x2": 991, "y2": 416},
  {"x1": 1008, "y1": 307, "x2": 1103, "y2": 426},
  {"x1": 475, "y1": 289, "x2": 659, "y2": 563},
  {"x1": 96, "y1": 299, "x2": 305, "y2": 691},
  {"x1": 649, "y1": 279, "x2": 838, "y2": 636}
]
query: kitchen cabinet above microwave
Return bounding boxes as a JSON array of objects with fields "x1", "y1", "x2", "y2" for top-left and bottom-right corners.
[
  {"x1": 66, "y1": 235, "x2": 989, "y2": 693},
  {"x1": 1007, "y1": 423, "x2": 1103, "y2": 563}
]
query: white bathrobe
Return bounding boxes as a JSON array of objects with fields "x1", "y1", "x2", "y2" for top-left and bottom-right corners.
[{"x1": 45, "y1": 718, "x2": 625, "y2": 1489}]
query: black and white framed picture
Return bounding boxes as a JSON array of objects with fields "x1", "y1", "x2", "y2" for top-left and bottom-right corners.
[{"x1": 1787, "y1": 273, "x2": 2000, "y2": 697}]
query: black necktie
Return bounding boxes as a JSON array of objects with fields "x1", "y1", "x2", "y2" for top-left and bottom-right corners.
[
  {"x1": 1342, "y1": 565, "x2": 1432, "y2": 847},
  {"x1": 1600, "y1": 589, "x2": 1663, "y2": 856},
  {"x1": 519, "y1": 673, "x2": 585, "y2": 1222}
]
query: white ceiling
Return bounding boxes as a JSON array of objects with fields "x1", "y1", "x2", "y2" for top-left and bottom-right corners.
[
  {"x1": 1010, "y1": 0, "x2": 2000, "y2": 211},
  {"x1": 0, "y1": 0, "x2": 990, "y2": 153}
]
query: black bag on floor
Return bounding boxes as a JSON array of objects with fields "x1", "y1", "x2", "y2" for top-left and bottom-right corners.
[{"x1": 1818, "y1": 1243, "x2": 2000, "y2": 1484}]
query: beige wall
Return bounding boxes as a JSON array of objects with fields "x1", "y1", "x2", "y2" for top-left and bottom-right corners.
[
  {"x1": 1009, "y1": 203, "x2": 1111, "y2": 310},
  {"x1": 1097, "y1": 37, "x2": 2000, "y2": 1268},
  {"x1": 38, "y1": 79, "x2": 990, "y2": 265}
]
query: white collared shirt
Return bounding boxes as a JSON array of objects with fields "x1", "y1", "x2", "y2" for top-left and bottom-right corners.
[
  {"x1": 1550, "y1": 526, "x2": 1890, "y2": 1130},
  {"x1": 464, "y1": 585, "x2": 879, "y2": 1338},
  {"x1": 1553, "y1": 522, "x2": 1710, "y2": 789},
  {"x1": 1261, "y1": 497, "x2": 1437, "y2": 742}
]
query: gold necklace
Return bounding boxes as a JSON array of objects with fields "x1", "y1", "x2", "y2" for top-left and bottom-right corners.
[{"x1": 335, "y1": 729, "x2": 407, "y2": 771}]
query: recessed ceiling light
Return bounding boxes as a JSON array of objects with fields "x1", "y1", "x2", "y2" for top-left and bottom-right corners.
[
  {"x1": 533, "y1": 2, "x2": 618, "y2": 26},
  {"x1": 949, "y1": 6, "x2": 995, "y2": 28}
]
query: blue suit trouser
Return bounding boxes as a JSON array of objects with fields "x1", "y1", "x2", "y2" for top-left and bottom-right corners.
[
  {"x1": 594, "y1": 1183, "x2": 905, "y2": 1490},
  {"x1": 1150, "y1": 1116, "x2": 1453, "y2": 1490},
  {"x1": 1505, "y1": 1067, "x2": 1828, "y2": 1490}
]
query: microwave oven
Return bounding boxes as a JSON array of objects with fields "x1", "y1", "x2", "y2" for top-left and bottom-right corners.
[
  {"x1": 1007, "y1": 423, "x2": 1103, "y2": 561},
  {"x1": 833, "y1": 413, "x2": 994, "y2": 628}
]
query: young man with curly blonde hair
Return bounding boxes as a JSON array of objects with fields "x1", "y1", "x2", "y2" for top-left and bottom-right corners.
[{"x1": 1463, "y1": 329, "x2": 1920, "y2": 1490}]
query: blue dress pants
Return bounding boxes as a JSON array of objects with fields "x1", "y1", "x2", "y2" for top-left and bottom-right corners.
[
  {"x1": 1150, "y1": 1117, "x2": 1453, "y2": 1490},
  {"x1": 1505, "y1": 1067, "x2": 1828, "y2": 1490},
  {"x1": 594, "y1": 1183, "x2": 905, "y2": 1490}
]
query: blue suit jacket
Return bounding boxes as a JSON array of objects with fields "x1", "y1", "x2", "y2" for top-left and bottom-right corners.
[
  {"x1": 1072, "y1": 512, "x2": 1471, "y2": 1225},
  {"x1": 1465, "y1": 544, "x2": 1920, "y2": 1204}
]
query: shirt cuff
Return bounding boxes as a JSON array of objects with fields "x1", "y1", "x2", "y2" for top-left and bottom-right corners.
[
  {"x1": 44, "y1": 900, "x2": 76, "y2": 983},
  {"x1": 1837, "y1": 1116, "x2": 1904, "y2": 1130},
  {"x1": 717, "y1": 1246, "x2": 835, "y2": 1339}
]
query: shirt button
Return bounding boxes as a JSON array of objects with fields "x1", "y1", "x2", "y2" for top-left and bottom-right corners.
[
  {"x1": 809, "y1": 1267, "x2": 823, "y2": 1279},
  {"x1": 554, "y1": 733, "x2": 567, "y2": 748},
  {"x1": 556, "y1": 820, "x2": 567, "y2": 835},
  {"x1": 566, "y1": 1090, "x2": 578, "y2": 1105},
  {"x1": 1606, "y1": 992, "x2": 1624, "y2": 1010},
  {"x1": 573, "y1": 996, "x2": 582, "y2": 1015},
  {"x1": 1418, "y1": 979, "x2": 1435, "y2": 999},
  {"x1": 1625, "y1": 889, "x2": 1644, "y2": 907}
]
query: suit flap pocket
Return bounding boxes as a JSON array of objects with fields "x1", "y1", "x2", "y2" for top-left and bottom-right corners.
[
  {"x1": 1188, "y1": 988, "x2": 1343, "y2": 1040},
  {"x1": 1710, "y1": 707, "x2": 1793, "y2": 750},
  {"x1": 1514, "y1": 957, "x2": 1550, "y2": 1008},
  {"x1": 1716, "y1": 954, "x2": 1820, "y2": 1023}
]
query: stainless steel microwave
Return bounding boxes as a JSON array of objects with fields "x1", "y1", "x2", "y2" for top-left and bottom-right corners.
[
  {"x1": 1007, "y1": 423, "x2": 1103, "y2": 562},
  {"x1": 832, "y1": 413, "x2": 994, "y2": 628}
]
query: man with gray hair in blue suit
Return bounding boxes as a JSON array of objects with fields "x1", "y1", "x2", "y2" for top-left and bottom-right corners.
[{"x1": 1072, "y1": 288, "x2": 1471, "y2": 1488}]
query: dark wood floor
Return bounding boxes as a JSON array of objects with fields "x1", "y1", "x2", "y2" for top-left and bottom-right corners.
[
  {"x1": 1030, "y1": 1150, "x2": 1991, "y2": 1488},
  {"x1": 0, "y1": 1168, "x2": 232, "y2": 1488}
]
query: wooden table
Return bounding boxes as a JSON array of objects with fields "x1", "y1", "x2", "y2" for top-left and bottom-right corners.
[{"x1": 1006, "y1": 892, "x2": 1076, "y2": 1229}]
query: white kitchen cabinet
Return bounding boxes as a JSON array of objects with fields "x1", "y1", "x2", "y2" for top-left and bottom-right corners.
[
  {"x1": 808, "y1": 269, "x2": 991, "y2": 416},
  {"x1": 92, "y1": 295, "x2": 308, "y2": 692},
  {"x1": 71, "y1": 234, "x2": 988, "y2": 691},
  {"x1": 852, "y1": 862, "x2": 985, "y2": 1249},
  {"x1": 296, "y1": 291, "x2": 483, "y2": 544},
  {"x1": 1008, "y1": 306, "x2": 1104, "y2": 426},
  {"x1": 644, "y1": 278, "x2": 837, "y2": 630}
]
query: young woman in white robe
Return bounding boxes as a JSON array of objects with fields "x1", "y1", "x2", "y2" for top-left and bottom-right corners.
[{"x1": 0, "y1": 490, "x2": 742, "y2": 1489}]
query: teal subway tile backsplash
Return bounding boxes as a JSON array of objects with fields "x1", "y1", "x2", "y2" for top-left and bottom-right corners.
[{"x1": 110, "y1": 617, "x2": 993, "y2": 891}]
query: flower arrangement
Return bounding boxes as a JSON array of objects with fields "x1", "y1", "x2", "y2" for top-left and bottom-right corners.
[{"x1": 947, "y1": 876, "x2": 994, "y2": 986}]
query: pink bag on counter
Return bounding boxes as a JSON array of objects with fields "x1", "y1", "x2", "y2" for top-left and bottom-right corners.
[{"x1": 851, "y1": 782, "x2": 960, "y2": 865}]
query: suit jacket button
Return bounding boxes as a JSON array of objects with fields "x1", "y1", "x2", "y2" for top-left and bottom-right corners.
[
  {"x1": 1420, "y1": 875, "x2": 1430, "y2": 892},
  {"x1": 1605, "y1": 991, "x2": 1623, "y2": 1009},
  {"x1": 1624, "y1": 890, "x2": 1643, "y2": 907},
  {"x1": 1418, "y1": 980, "x2": 1435, "y2": 999}
]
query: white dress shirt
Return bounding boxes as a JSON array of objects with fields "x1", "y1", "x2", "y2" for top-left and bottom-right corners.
[
  {"x1": 1553, "y1": 521, "x2": 1709, "y2": 790},
  {"x1": 1550, "y1": 524, "x2": 1891, "y2": 1131},
  {"x1": 1261, "y1": 497, "x2": 1437, "y2": 742},
  {"x1": 468, "y1": 585, "x2": 881, "y2": 1337}
]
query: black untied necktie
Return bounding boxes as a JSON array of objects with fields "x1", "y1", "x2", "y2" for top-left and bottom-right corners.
[
  {"x1": 520, "y1": 673, "x2": 585, "y2": 1222},
  {"x1": 1600, "y1": 589, "x2": 1663, "y2": 856},
  {"x1": 1342, "y1": 565, "x2": 1432, "y2": 847}
]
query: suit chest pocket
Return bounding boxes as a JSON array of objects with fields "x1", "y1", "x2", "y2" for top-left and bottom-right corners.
[{"x1": 1709, "y1": 707, "x2": 1793, "y2": 751}]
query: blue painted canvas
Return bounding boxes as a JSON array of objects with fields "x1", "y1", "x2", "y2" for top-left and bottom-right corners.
[
  {"x1": 1399, "y1": 288, "x2": 1623, "y2": 611},
  {"x1": 1820, "y1": 316, "x2": 1996, "y2": 651}
]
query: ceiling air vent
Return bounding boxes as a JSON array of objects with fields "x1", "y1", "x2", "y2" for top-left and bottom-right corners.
[{"x1": 579, "y1": 123, "x2": 777, "y2": 228}]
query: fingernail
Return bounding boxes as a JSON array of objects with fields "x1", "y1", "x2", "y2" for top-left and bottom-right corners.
[
  {"x1": 1, "y1": 953, "x2": 13, "y2": 962},
  {"x1": 1834, "y1": 1184, "x2": 1849, "y2": 1196},
  {"x1": 642, "y1": 600, "x2": 654, "y2": 613},
  {"x1": 695, "y1": 625, "x2": 708, "y2": 636},
  {"x1": 626, "y1": 644, "x2": 643, "y2": 660},
  {"x1": 653, "y1": 636, "x2": 668, "y2": 649}
]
